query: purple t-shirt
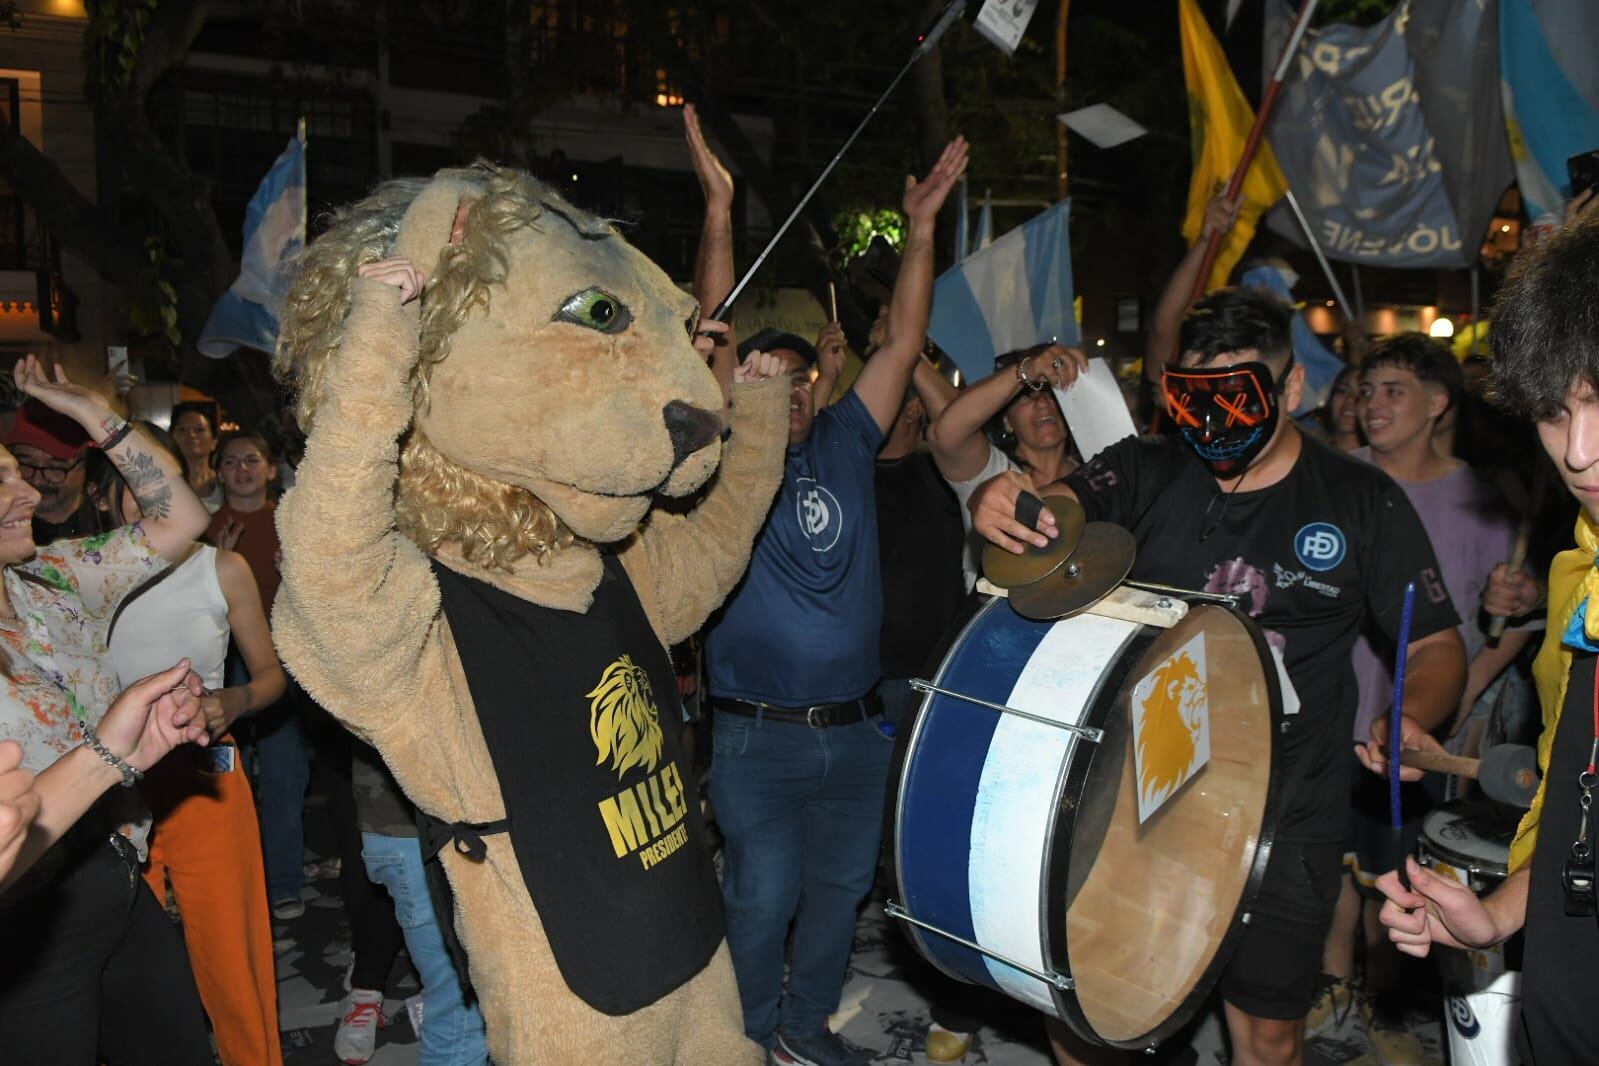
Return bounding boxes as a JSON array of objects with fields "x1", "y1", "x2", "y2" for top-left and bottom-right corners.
[{"x1": 1349, "y1": 450, "x2": 1539, "y2": 742}]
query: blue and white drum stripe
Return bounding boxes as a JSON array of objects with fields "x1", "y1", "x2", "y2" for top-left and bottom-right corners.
[{"x1": 897, "y1": 599, "x2": 1139, "y2": 1015}]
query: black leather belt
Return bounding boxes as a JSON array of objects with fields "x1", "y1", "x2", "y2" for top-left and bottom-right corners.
[{"x1": 713, "y1": 694, "x2": 880, "y2": 729}]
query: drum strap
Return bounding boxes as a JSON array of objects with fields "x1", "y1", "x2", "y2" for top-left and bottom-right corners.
[{"x1": 1561, "y1": 670, "x2": 1599, "y2": 917}]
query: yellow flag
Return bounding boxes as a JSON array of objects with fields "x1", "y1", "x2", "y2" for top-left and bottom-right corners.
[{"x1": 1179, "y1": 0, "x2": 1288, "y2": 292}]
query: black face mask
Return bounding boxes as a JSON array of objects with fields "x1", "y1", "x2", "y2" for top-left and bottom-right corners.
[{"x1": 1163, "y1": 361, "x2": 1284, "y2": 478}]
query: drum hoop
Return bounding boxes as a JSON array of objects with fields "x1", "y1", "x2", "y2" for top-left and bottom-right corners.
[
  {"x1": 889, "y1": 594, "x2": 1008, "y2": 989},
  {"x1": 1044, "y1": 603, "x2": 1288, "y2": 1051}
]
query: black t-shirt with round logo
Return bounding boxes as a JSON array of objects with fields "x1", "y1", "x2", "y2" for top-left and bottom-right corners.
[
  {"x1": 432, "y1": 554, "x2": 723, "y2": 1015},
  {"x1": 1065, "y1": 433, "x2": 1459, "y2": 844}
]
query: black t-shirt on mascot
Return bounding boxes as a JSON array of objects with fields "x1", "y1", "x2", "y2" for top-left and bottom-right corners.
[
  {"x1": 431, "y1": 553, "x2": 723, "y2": 1016},
  {"x1": 1065, "y1": 433, "x2": 1458, "y2": 844}
]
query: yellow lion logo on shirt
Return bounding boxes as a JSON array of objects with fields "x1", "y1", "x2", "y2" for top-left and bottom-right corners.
[{"x1": 588, "y1": 655, "x2": 664, "y2": 780}]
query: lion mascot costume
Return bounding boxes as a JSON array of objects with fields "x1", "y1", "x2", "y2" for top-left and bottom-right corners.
[{"x1": 270, "y1": 165, "x2": 788, "y2": 1064}]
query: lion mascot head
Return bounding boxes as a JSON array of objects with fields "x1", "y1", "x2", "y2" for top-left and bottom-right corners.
[{"x1": 275, "y1": 164, "x2": 725, "y2": 569}]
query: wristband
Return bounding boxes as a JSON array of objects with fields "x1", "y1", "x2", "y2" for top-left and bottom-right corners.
[
  {"x1": 96, "y1": 419, "x2": 133, "y2": 451},
  {"x1": 79, "y1": 718, "x2": 143, "y2": 788},
  {"x1": 1015, "y1": 358, "x2": 1031, "y2": 388}
]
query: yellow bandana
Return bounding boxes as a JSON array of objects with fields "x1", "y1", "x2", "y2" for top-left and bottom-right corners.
[{"x1": 1511, "y1": 512, "x2": 1599, "y2": 871}]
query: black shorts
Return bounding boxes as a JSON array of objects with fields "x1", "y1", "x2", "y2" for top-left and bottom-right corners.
[{"x1": 1217, "y1": 840, "x2": 1344, "y2": 1020}]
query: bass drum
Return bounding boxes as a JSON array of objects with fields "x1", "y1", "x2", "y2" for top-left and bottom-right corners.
[{"x1": 891, "y1": 595, "x2": 1281, "y2": 1051}]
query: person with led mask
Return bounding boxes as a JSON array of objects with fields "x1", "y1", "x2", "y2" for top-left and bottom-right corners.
[{"x1": 967, "y1": 286, "x2": 1466, "y2": 1066}]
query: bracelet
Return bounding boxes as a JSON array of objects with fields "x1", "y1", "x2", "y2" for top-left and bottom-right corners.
[
  {"x1": 96, "y1": 419, "x2": 133, "y2": 451},
  {"x1": 79, "y1": 718, "x2": 142, "y2": 788},
  {"x1": 1015, "y1": 358, "x2": 1031, "y2": 388}
]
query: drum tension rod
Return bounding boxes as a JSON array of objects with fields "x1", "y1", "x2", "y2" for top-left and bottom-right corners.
[
  {"x1": 884, "y1": 900, "x2": 1077, "y2": 991},
  {"x1": 1122, "y1": 580, "x2": 1241, "y2": 608},
  {"x1": 908, "y1": 680, "x2": 1104, "y2": 743}
]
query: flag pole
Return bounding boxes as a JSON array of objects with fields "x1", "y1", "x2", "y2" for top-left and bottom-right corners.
[
  {"x1": 1282, "y1": 188, "x2": 1354, "y2": 320},
  {"x1": 708, "y1": 0, "x2": 967, "y2": 323},
  {"x1": 1189, "y1": 0, "x2": 1319, "y2": 302}
]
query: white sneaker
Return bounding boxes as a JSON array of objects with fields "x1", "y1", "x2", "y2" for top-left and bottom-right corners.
[{"x1": 333, "y1": 988, "x2": 386, "y2": 1065}]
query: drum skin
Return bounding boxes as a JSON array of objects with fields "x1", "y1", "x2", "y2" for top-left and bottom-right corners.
[{"x1": 892, "y1": 598, "x2": 1281, "y2": 1050}]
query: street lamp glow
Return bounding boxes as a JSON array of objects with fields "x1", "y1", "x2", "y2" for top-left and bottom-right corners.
[{"x1": 1428, "y1": 317, "x2": 1455, "y2": 339}]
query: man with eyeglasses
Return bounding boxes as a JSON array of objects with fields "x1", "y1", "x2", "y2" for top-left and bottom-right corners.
[{"x1": 5, "y1": 399, "x2": 96, "y2": 544}]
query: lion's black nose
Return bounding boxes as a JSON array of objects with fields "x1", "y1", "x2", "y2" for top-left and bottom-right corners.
[{"x1": 664, "y1": 401, "x2": 724, "y2": 467}]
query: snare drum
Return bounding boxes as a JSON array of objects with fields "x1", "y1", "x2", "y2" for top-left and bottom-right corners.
[
  {"x1": 890, "y1": 595, "x2": 1280, "y2": 1051},
  {"x1": 1418, "y1": 802, "x2": 1522, "y2": 1066}
]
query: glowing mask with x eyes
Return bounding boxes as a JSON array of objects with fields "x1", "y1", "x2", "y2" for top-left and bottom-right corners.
[{"x1": 1163, "y1": 361, "x2": 1281, "y2": 477}]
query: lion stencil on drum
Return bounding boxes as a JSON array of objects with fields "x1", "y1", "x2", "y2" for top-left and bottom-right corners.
[{"x1": 1131, "y1": 633, "x2": 1211, "y2": 823}]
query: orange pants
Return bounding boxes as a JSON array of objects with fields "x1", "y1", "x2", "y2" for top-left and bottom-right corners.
[{"x1": 143, "y1": 736, "x2": 283, "y2": 1066}]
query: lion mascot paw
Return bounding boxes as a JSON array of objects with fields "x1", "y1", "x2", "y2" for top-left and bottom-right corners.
[{"x1": 270, "y1": 165, "x2": 788, "y2": 1065}]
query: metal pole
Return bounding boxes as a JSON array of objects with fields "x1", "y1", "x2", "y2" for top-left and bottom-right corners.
[
  {"x1": 710, "y1": 0, "x2": 967, "y2": 322},
  {"x1": 1470, "y1": 267, "x2": 1481, "y2": 358},
  {"x1": 1055, "y1": 0, "x2": 1071, "y2": 201},
  {"x1": 1282, "y1": 189, "x2": 1354, "y2": 320}
]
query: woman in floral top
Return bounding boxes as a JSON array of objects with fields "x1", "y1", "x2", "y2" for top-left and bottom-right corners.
[{"x1": 0, "y1": 356, "x2": 218, "y2": 1066}]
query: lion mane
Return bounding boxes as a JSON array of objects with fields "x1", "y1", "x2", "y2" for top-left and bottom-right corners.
[
  {"x1": 274, "y1": 164, "x2": 615, "y2": 571},
  {"x1": 1135, "y1": 652, "x2": 1204, "y2": 804},
  {"x1": 587, "y1": 655, "x2": 664, "y2": 780}
]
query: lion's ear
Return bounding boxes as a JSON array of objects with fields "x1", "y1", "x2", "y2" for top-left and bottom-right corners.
[{"x1": 393, "y1": 177, "x2": 480, "y2": 275}]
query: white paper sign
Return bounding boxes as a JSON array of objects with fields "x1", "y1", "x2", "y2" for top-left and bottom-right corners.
[
  {"x1": 1131, "y1": 631, "x2": 1211, "y2": 824},
  {"x1": 974, "y1": 0, "x2": 1040, "y2": 55},
  {"x1": 1055, "y1": 357, "x2": 1136, "y2": 462},
  {"x1": 1058, "y1": 104, "x2": 1148, "y2": 150}
]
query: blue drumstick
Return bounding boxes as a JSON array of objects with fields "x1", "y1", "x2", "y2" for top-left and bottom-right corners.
[{"x1": 1388, "y1": 581, "x2": 1416, "y2": 888}]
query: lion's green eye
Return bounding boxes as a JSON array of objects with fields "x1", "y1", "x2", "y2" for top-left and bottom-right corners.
[{"x1": 555, "y1": 288, "x2": 632, "y2": 334}]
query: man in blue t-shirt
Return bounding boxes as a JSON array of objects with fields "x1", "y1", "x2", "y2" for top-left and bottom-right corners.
[{"x1": 705, "y1": 137, "x2": 968, "y2": 1066}]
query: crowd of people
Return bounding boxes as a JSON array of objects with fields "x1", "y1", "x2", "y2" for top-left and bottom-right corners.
[{"x1": 0, "y1": 102, "x2": 1594, "y2": 1066}]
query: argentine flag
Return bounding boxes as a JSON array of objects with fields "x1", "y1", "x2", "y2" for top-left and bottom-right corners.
[
  {"x1": 1499, "y1": 0, "x2": 1599, "y2": 221},
  {"x1": 927, "y1": 199, "x2": 1077, "y2": 384},
  {"x1": 198, "y1": 128, "x2": 306, "y2": 358}
]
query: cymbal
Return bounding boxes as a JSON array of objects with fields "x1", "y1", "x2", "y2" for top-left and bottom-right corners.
[
  {"x1": 982, "y1": 495, "x2": 1087, "y2": 589},
  {"x1": 1008, "y1": 522, "x2": 1136, "y2": 621}
]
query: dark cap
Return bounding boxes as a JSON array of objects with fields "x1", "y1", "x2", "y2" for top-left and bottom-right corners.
[
  {"x1": 738, "y1": 328, "x2": 818, "y2": 367},
  {"x1": 5, "y1": 400, "x2": 91, "y2": 460}
]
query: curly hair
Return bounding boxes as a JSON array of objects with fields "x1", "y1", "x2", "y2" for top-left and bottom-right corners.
[
  {"x1": 274, "y1": 164, "x2": 604, "y2": 570},
  {"x1": 1489, "y1": 211, "x2": 1599, "y2": 421}
]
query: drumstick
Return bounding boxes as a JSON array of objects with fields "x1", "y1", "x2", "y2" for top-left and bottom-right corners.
[
  {"x1": 1488, "y1": 460, "x2": 1545, "y2": 640},
  {"x1": 828, "y1": 281, "x2": 839, "y2": 324},
  {"x1": 1389, "y1": 581, "x2": 1417, "y2": 890}
]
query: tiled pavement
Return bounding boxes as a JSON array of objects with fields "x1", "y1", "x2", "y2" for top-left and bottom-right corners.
[{"x1": 267, "y1": 850, "x2": 1447, "y2": 1065}]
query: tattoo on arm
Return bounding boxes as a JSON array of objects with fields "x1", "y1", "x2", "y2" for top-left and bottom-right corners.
[{"x1": 119, "y1": 451, "x2": 174, "y2": 520}]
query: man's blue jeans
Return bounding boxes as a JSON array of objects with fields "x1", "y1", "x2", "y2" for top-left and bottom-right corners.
[
  {"x1": 708, "y1": 708, "x2": 895, "y2": 1047},
  {"x1": 250, "y1": 698, "x2": 309, "y2": 903},
  {"x1": 361, "y1": 833, "x2": 489, "y2": 1066}
]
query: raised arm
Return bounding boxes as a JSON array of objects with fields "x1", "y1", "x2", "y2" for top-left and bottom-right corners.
[
  {"x1": 621, "y1": 359, "x2": 790, "y2": 646},
  {"x1": 851, "y1": 138, "x2": 968, "y2": 433},
  {"x1": 273, "y1": 262, "x2": 444, "y2": 727},
  {"x1": 685, "y1": 103, "x2": 738, "y2": 400},
  {"x1": 928, "y1": 343, "x2": 1082, "y2": 481},
  {"x1": 13, "y1": 356, "x2": 207, "y2": 561},
  {"x1": 1144, "y1": 194, "x2": 1239, "y2": 386},
  {"x1": 911, "y1": 354, "x2": 958, "y2": 425}
]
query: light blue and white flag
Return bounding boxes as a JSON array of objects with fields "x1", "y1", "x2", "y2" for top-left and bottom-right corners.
[
  {"x1": 198, "y1": 127, "x2": 306, "y2": 358},
  {"x1": 1499, "y1": 0, "x2": 1599, "y2": 222},
  {"x1": 1240, "y1": 263, "x2": 1345, "y2": 418},
  {"x1": 928, "y1": 198, "x2": 1077, "y2": 383}
]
